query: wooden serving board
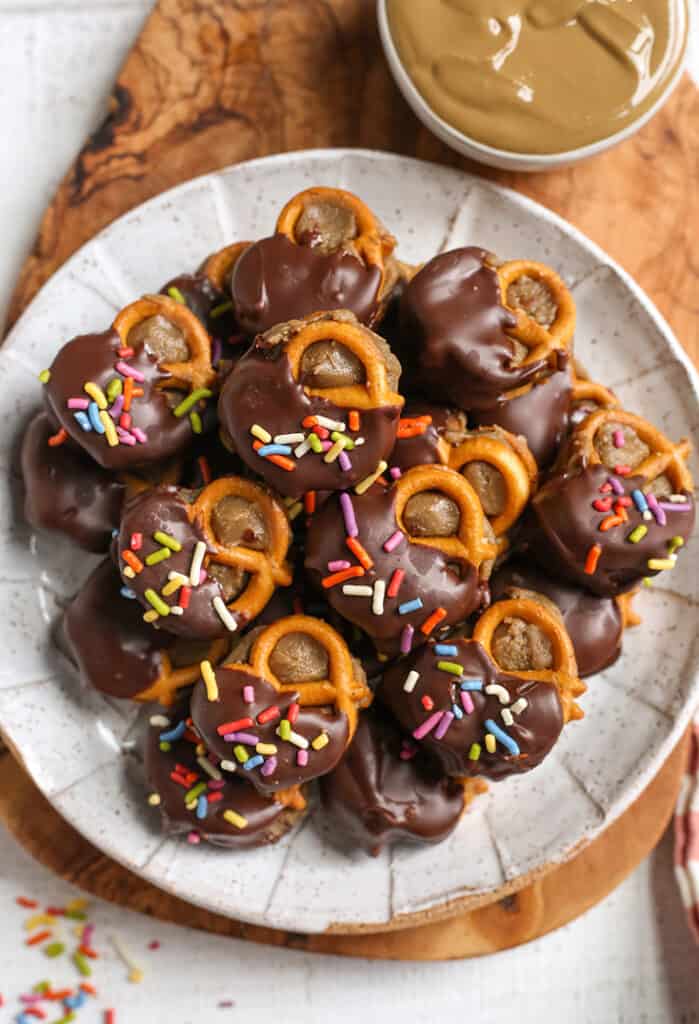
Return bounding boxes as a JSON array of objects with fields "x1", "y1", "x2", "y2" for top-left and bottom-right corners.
[{"x1": 3, "y1": 0, "x2": 698, "y2": 956}]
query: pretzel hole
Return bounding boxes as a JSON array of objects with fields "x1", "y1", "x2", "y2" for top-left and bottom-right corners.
[
  {"x1": 645, "y1": 473, "x2": 673, "y2": 498},
  {"x1": 269, "y1": 632, "x2": 329, "y2": 684},
  {"x1": 295, "y1": 201, "x2": 358, "y2": 254},
  {"x1": 128, "y1": 315, "x2": 190, "y2": 365},
  {"x1": 492, "y1": 616, "x2": 553, "y2": 672},
  {"x1": 442, "y1": 410, "x2": 469, "y2": 446},
  {"x1": 211, "y1": 495, "x2": 268, "y2": 551},
  {"x1": 300, "y1": 341, "x2": 366, "y2": 388},
  {"x1": 507, "y1": 275, "x2": 557, "y2": 330},
  {"x1": 403, "y1": 491, "x2": 460, "y2": 538},
  {"x1": 462, "y1": 462, "x2": 506, "y2": 517},
  {"x1": 208, "y1": 563, "x2": 249, "y2": 602},
  {"x1": 594, "y1": 421, "x2": 649, "y2": 470}
]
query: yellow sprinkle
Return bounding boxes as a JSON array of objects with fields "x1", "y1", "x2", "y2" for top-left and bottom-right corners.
[
  {"x1": 256, "y1": 743, "x2": 278, "y2": 756},
  {"x1": 200, "y1": 660, "x2": 219, "y2": 702},
  {"x1": 66, "y1": 898, "x2": 89, "y2": 913},
  {"x1": 195, "y1": 743, "x2": 206, "y2": 756},
  {"x1": 143, "y1": 609, "x2": 159, "y2": 623},
  {"x1": 154, "y1": 531, "x2": 182, "y2": 552},
  {"x1": 250, "y1": 424, "x2": 272, "y2": 444},
  {"x1": 162, "y1": 577, "x2": 183, "y2": 597},
  {"x1": 323, "y1": 438, "x2": 345, "y2": 464},
  {"x1": 84, "y1": 381, "x2": 107, "y2": 409},
  {"x1": 99, "y1": 410, "x2": 119, "y2": 447},
  {"x1": 287, "y1": 501, "x2": 303, "y2": 521},
  {"x1": 485, "y1": 733, "x2": 496, "y2": 753},
  {"x1": 25, "y1": 914, "x2": 56, "y2": 931},
  {"x1": 469, "y1": 743, "x2": 481, "y2": 761},
  {"x1": 311, "y1": 732, "x2": 329, "y2": 751},
  {"x1": 355, "y1": 460, "x2": 388, "y2": 495},
  {"x1": 148, "y1": 793, "x2": 161, "y2": 806},
  {"x1": 223, "y1": 809, "x2": 248, "y2": 830},
  {"x1": 38, "y1": 369, "x2": 51, "y2": 384},
  {"x1": 647, "y1": 558, "x2": 676, "y2": 571},
  {"x1": 123, "y1": 565, "x2": 136, "y2": 579}
]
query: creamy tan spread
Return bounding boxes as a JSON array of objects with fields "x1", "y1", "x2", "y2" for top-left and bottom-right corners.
[{"x1": 386, "y1": 0, "x2": 689, "y2": 154}]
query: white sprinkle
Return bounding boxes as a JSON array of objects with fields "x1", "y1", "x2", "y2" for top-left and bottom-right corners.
[
  {"x1": 342, "y1": 584, "x2": 373, "y2": 596},
  {"x1": 403, "y1": 670, "x2": 420, "y2": 693},
  {"x1": 485, "y1": 683, "x2": 510, "y2": 705},
  {"x1": 167, "y1": 571, "x2": 189, "y2": 584},
  {"x1": 643, "y1": 510, "x2": 653, "y2": 521},
  {"x1": 189, "y1": 540, "x2": 207, "y2": 586},
  {"x1": 372, "y1": 579, "x2": 386, "y2": 615},
  {"x1": 197, "y1": 755, "x2": 222, "y2": 781},
  {"x1": 294, "y1": 438, "x2": 312, "y2": 458},
  {"x1": 277, "y1": 726, "x2": 309, "y2": 749},
  {"x1": 149, "y1": 714, "x2": 170, "y2": 728},
  {"x1": 274, "y1": 432, "x2": 305, "y2": 445},
  {"x1": 669, "y1": 494, "x2": 687, "y2": 502},
  {"x1": 169, "y1": 606, "x2": 184, "y2": 616},
  {"x1": 353, "y1": 437, "x2": 365, "y2": 446},
  {"x1": 501, "y1": 708, "x2": 514, "y2": 727},
  {"x1": 315, "y1": 415, "x2": 345, "y2": 431},
  {"x1": 510, "y1": 698, "x2": 528, "y2": 716},
  {"x1": 220, "y1": 759, "x2": 237, "y2": 772},
  {"x1": 212, "y1": 595, "x2": 238, "y2": 632}
]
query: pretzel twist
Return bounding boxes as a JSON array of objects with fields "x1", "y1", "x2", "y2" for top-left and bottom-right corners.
[
  {"x1": 571, "y1": 376, "x2": 618, "y2": 412},
  {"x1": 201, "y1": 241, "x2": 251, "y2": 292},
  {"x1": 473, "y1": 598, "x2": 586, "y2": 724},
  {"x1": 497, "y1": 260, "x2": 576, "y2": 365},
  {"x1": 392, "y1": 465, "x2": 498, "y2": 568},
  {"x1": 449, "y1": 430, "x2": 537, "y2": 537},
  {"x1": 284, "y1": 315, "x2": 404, "y2": 411},
  {"x1": 573, "y1": 408, "x2": 693, "y2": 492},
  {"x1": 137, "y1": 638, "x2": 228, "y2": 706},
  {"x1": 615, "y1": 590, "x2": 641, "y2": 629},
  {"x1": 191, "y1": 477, "x2": 293, "y2": 623},
  {"x1": 113, "y1": 294, "x2": 216, "y2": 393}
]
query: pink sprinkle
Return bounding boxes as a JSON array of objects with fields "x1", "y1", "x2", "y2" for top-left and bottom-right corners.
[
  {"x1": 208, "y1": 779, "x2": 225, "y2": 790},
  {"x1": 131, "y1": 426, "x2": 148, "y2": 443},
  {"x1": 400, "y1": 624, "x2": 414, "y2": 654},
  {"x1": 187, "y1": 831, "x2": 201, "y2": 844},
  {"x1": 20, "y1": 995, "x2": 45, "y2": 1005},
  {"x1": 399, "y1": 744, "x2": 417, "y2": 761},
  {"x1": 148, "y1": 940, "x2": 161, "y2": 951},
  {"x1": 115, "y1": 360, "x2": 145, "y2": 381},
  {"x1": 646, "y1": 492, "x2": 667, "y2": 525},
  {"x1": 338, "y1": 451, "x2": 352, "y2": 473},
  {"x1": 109, "y1": 395, "x2": 124, "y2": 419},
  {"x1": 328, "y1": 559, "x2": 351, "y2": 572},
  {"x1": 320, "y1": 440, "x2": 332, "y2": 452},
  {"x1": 460, "y1": 691, "x2": 475, "y2": 715},
  {"x1": 243, "y1": 685, "x2": 255, "y2": 704},
  {"x1": 82, "y1": 923, "x2": 95, "y2": 946},
  {"x1": 383, "y1": 529, "x2": 404, "y2": 553},
  {"x1": 389, "y1": 467, "x2": 402, "y2": 480},
  {"x1": 613, "y1": 429, "x2": 625, "y2": 448},
  {"x1": 199, "y1": 569, "x2": 207, "y2": 584},
  {"x1": 223, "y1": 731, "x2": 258, "y2": 744},
  {"x1": 296, "y1": 749, "x2": 309, "y2": 767},
  {"x1": 608, "y1": 476, "x2": 624, "y2": 495},
  {"x1": 434, "y1": 711, "x2": 454, "y2": 739},
  {"x1": 67, "y1": 397, "x2": 89, "y2": 410},
  {"x1": 260, "y1": 756, "x2": 277, "y2": 777},
  {"x1": 412, "y1": 710, "x2": 444, "y2": 740},
  {"x1": 116, "y1": 427, "x2": 137, "y2": 446}
]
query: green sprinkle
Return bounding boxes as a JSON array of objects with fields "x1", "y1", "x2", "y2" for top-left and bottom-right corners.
[
  {"x1": 65, "y1": 909, "x2": 87, "y2": 920},
  {"x1": 159, "y1": 741, "x2": 171, "y2": 752},
  {"x1": 106, "y1": 377, "x2": 123, "y2": 402},
  {"x1": 278, "y1": 719, "x2": 291, "y2": 741},
  {"x1": 144, "y1": 589, "x2": 170, "y2": 616},
  {"x1": 210, "y1": 300, "x2": 233, "y2": 319},
  {"x1": 437, "y1": 661, "x2": 464, "y2": 676},
  {"x1": 468, "y1": 743, "x2": 481, "y2": 762},
  {"x1": 168, "y1": 286, "x2": 186, "y2": 304},
  {"x1": 173, "y1": 388, "x2": 213, "y2": 418},
  {"x1": 33, "y1": 981, "x2": 51, "y2": 993},
  {"x1": 38, "y1": 369, "x2": 51, "y2": 384},
  {"x1": 331, "y1": 431, "x2": 354, "y2": 450},
  {"x1": 308, "y1": 433, "x2": 323, "y2": 453},
  {"x1": 44, "y1": 941, "x2": 65, "y2": 958},
  {"x1": 185, "y1": 781, "x2": 207, "y2": 802},
  {"x1": 153, "y1": 530, "x2": 182, "y2": 552},
  {"x1": 190, "y1": 410, "x2": 203, "y2": 435},
  {"x1": 627, "y1": 525, "x2": 647, "y2": 544},
  {"x1": 643, "y1": 577, "x2": 653, "y2": 587},
  {"x1": 668, "y1": 535, "x2": 685, "y2": 556},
  {"x1": 145, "y1": 547, "x2": 172, "y2": 566},
  {"x1": 56, "y1": 1014, "x2": 76, "y2": 1024},
  {"x1": 234, "y1": 744, "x2": 249, "y2": 764},
  {"x1": 73, "y1": 951, "x2": 92, "y2": 977}
]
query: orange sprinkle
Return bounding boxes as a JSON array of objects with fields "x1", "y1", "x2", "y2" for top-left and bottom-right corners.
[
  {"x1": 198, "y1": 456, "x2": 212, "y2": 484},
  {"x1": 24, "y1": 1009, "x2": 46, "y2": 1020},
  {"x1": 131, "y1": 387, "x2": 144, "y2": 398},
  {"x1": 80, "y1": 983, "x2": 98, "y2": 996},
  {"x1": 420, "y1": 607, "x2": 447, "y2": 635},
  {"x1": 79, "y1": 944, "x2": 99, "y2": 959},
  {"x1": 121, "y1": 549, "x2": 143, "y2": 573},
  {"x1": 302, "y1": 416, "x2": 318, "y2": 429},
  {"x1": 16, "y1": 897, "x2": 39, "y2": 908},
  {"x1": 346, "y1": 536, "x2": 374, "y2": 570},
  {"x1": 45, "y1": 990, "x2": 73, "y2": 1001},
  {"x1": 304, "y1": 491, "x2": 317, "y2": 515},
  {"x1": 599, "y1": 514, "x2": 623, "y2": 532},
  {"x1": 348, "y1": 410, "x2": 360, "y2": 432},
  {"x1": 375, "y1": 476, "x2": 390, "y2": 489},
  {"x1": 123, "y1": 376, "x2": 134, "y2": 411},
  {"x1": 614, "y1": 464, "x2": 632, "y2": 476},
  {"x1": 584, "y1": 544, "x2": 602, "y2": 574},
  {"x1": 397, "y1": 416, "x2": 432, "y2": 439},
  {"x1": 322, "y1": 565, "x2": 365, "y2": 589},
  {"x1": 26, "y1": 929, "x2": 52, "y2": 946},
  {"x1": 613, "y1": 502, "x2": 629, "y2": 522},
  {"x1": 47, "y1": 428, "x2": 68, "y2": 447},
  {"x1": 253, "y1": 440, "x2": 295, "y2": 472}
]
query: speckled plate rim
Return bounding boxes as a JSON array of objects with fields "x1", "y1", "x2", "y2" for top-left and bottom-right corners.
[{"x1": 0, "y1": 148, "x2": 697, "y2": 934}]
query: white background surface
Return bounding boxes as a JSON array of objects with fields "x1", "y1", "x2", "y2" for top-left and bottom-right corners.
[{"x1": 0, "y1": 3, "x2": 697, "y2": 1021}]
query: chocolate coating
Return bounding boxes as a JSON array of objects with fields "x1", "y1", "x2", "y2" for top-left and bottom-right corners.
[
  {"x1": 320, "y1": 707, "x2": 465, "y2": 855},
  {"x1": 304, "y1": 486, "x2": 483, "y2": 657},
  {"x1": 398, "y1": 248, "x2": 545, "y2": 410},
  {"x1": 380, "y1": 638, "x2": 564, "y2": 780},
  {"x1": 525, "y1": 464, "x2": 695, "y2": 596},
  {"x1": 191, "y1": 666, "x2": 349, "y2": 793},
  {"x1": 160, "y1": 273, "x2": 244, "y2": 366},
  {"x1": 470, "y1": 364, "x2": 572, "y2": 468},
  {"x1": 44, "y1": 329, "x2": 196, "y2": 470},
  {"x1": 145, "y1": 703, "x2": 299, "y2": 848},
  {"x1": 389, "y1": 403, "x2": 464, "y2": 473},
  {"x1": 22, "y1": 411, "x2": 125, "y2": 552},
  {"x1": 490, "y1": 559, "x2": 623, "y2": 677},
  {"x1": 218, "y1": 339, "x2": 401, "y2": 500},
  {"x1": 230, "y1": 233, "x2": 384, "y2": 335}
]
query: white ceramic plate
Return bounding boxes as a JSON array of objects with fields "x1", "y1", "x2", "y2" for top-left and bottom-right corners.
[{"x1": 1, "y1": 150, "x2": 697, "y2": 934}]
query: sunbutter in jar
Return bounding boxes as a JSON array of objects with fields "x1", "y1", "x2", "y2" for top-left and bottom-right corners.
[{"x1": 386, "y1": 0, "x2": 689, "y2": 155}]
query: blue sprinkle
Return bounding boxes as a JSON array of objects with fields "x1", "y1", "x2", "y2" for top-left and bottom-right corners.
[
  {"x1": 160, "y1": 720, "x2": 186, "y2": 743},
  {"x1": 73, "y1": 410, "x2": 92, "y2": 431},
  {"x1": 88, "y1": 401, "x2": 105, "y2": 433},
  {"x1": 434, "y1": 643, "x2": 458, "y2": 656},
  {"x1": 243, "y1": 754, "x2": 264, "y2": 771},
  {"x1": 120, "y1": 586, "x2": 137, "y2": 600},
  {"x1": 111, "y1": 528, "x2": 119, "y2": 538},
  {"x1": 631, "y1": 488, "x2": 649, "y2": 514},
  {"x1": 64, "y1": 993, "x2": 86, "y2": 1010},
  {"x1": 257, "y1": 444, "x2": 292, "y2": 457},
  {"x1": 451, "y1": 703, "x2": 464, "y2": 720},
  {"x1": 460, "y1": 679, "x2": 483, "y2": 691},
  {"x1": 485, "y1": 719, "x2": 520, "y2": 756},
  {"x1": 398, "y1": 598, "x2": 423, "y2": 615},
  {"x1": 196, "y1": 794, "x2": 209, "y2": 820}
]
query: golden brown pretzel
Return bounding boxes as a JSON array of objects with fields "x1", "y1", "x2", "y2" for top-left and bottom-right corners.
[
  {"x1": 191, "y1": 477, "x2": 293, "y2": 624},
  {"x1": 284, "y1": 313, "x2": 404, "y2": 411},
  {"x1": 276, "y1": 186, "x2": 396, "y2": 289},
  {"x1": 473, "y1": 598, "x2": 586, "y2": 724},
  {"x1": 573, "y1": 408, "x2": 693, "y2": 492},
  {"x1": 137, "y1": 639, "x2": 228, "y2": 706},
  {"x1": 223, "y1": 614, "x2": 372, "y2": 739},
  {"x1": 616, "y1": 590, "x2": 641, "y2": 629},
  {"x1": 498, "y1": 260, "x2": 576, "y2": 364},
  {"x1": 448, "y1": 429, "x2": 538, "y2": 538},
  {"x1": 113, "y1": 294, "x2": 216, "y2": 393},
  {"x1": 392, "y1": 465, "x2": 498, "y2": 569},
  {"x1": 200, "y1": 241, "x2": 251, "y2": 292},
  {"x1": 571, "y1": 376, "x2": 618, "y2": 412}
]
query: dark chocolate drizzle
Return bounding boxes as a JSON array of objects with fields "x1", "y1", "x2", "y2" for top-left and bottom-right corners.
[
  {"x1": 22, "y1": 411, "x2": 125, "y2": 552},
  {"x1": 380, "y1": 638, "x2": 564, "y2": 780},
  {"x1": 320, "y1": 706, "x2": 465, "y2": 855}
]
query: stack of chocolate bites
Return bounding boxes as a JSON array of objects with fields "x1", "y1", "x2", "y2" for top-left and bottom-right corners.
[{"x1": 23, "y1": 187, "x2": 695, "y2": 856}]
